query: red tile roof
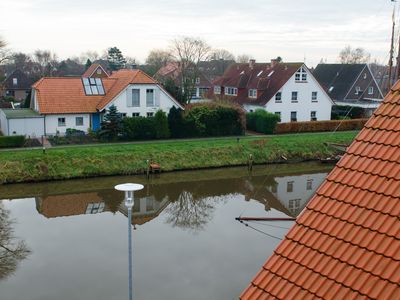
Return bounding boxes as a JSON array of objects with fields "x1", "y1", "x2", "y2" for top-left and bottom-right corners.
[
  {"x1": 212, "y1": 62, "x2": 303, "y2": 105},
  {"x1": 240, "y1": 81, "x2": 400, "y2": 299},
  {"x1": 32, "y1": 69, "x2": 158, "y2": 114}
]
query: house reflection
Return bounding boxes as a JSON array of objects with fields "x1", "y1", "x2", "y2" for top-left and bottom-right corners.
[{"x1": 33, "y1": 170, "x2": 329, "y2": 226}]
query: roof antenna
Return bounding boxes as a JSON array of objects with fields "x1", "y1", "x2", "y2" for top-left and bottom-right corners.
[{"x1": 303, "y1": 53, "x2": 306, "y2": 64}]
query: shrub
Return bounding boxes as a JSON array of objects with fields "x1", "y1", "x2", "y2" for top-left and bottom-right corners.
[
  {"x1": 275, "y1": 119, "x2": 367, "y2": 134},
  {"x1": 0, "y1": 135, "x2": 26, "y2": 148},
  {"x1": 154, "y1": 110, "x2": 170, "y2": 139},
  {"x1": 246, "y1": 109, "x2": 280, "y2": 134},
  {"x1": 168, "y1": 107, "x2": 186, "y2": 138},
  {"x1": 122, "y1": 117, "x2": 156, "y2": 140}
]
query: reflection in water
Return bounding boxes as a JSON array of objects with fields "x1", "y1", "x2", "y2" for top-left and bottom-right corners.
[{"x1": 0, "y1": 203, "x2": 30, "y2": 281}]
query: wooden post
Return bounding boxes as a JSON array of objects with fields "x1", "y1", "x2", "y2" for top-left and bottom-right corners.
[
  {"x1": 146, "y1": 159, "x2": 150, "y2": 179},
  {"x1": 248, "y1": 154, "x2": 253, "y2": 171}
]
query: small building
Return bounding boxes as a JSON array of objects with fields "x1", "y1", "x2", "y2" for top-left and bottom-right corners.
[
  {"x1": 313, "y1": 63, "x2": 384, "y2": 116},
  {"x1": 240, "y1": 81, "x2": 400, "y2": 299},
  {"x1": 0, "y1": 108, "x2": 44, "y2": 137},
  {"x1": 2, "y1": 69, "x2": 33, "y2": 102},
  {"x1": 210, "y1": 59, "x2": 333, "y2": 122}
]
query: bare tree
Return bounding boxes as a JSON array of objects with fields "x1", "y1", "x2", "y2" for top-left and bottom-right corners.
[
  {"x1": 79, "y1": 51, "x2": 100, "y2": 64},
  {"x1": 236, "y1": 54, "x2": 253, "y2": 63},
  {"x1": 145, "y1": 49, "x2": 173, "y2": 75},
  {"x1": 164, "y1": 191, "x2": 216, "y2": 233},
  {"x1": 208, "y1": 49, "x2": 235, "y2": 61},
  {"x1": 170, "y1": 36, "x2": 211, "y2": 104},
  {"x1": 0, "y1": 37, "x2": 11, "y2": 65},
  {"x1": 0, "y1": 203, "x2": 30, "y2": 280},
  {"x1": 338, "y1": 46, "x2": 371, "y2": 64},
  {"x1": 33, "y1": 50, "x2": 59, "y2": 77}
]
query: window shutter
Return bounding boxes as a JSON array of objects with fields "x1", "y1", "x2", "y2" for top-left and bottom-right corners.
[
  {"x1": 127, "y1": 89, "x2": 132, "y2": 107},
  {"x1": 155, "y1": 89, "x2": 160, "y2": 107}
]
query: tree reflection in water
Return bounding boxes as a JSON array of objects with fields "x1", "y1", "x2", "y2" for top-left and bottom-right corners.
[
  {"x1": 165, "y1": 190, "x2": 221, "y2": 232},
  {"x1": 0, "y1": 203, "x2": 30, "y2": 280}
]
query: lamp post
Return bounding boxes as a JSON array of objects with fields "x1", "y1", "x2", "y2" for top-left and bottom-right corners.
[{"x1": 115, "y1": 183, "x2": 144, "y2": 300}]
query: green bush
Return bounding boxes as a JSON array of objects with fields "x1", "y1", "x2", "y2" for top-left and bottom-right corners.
[
  {"x1": 154, "y1": 110, "x2": 170, "y2": 139},
  {"x1": 246, "y1": 109, "x2": 280, "y2": 134},
  {"x1": 122, "y1": 117, "x2": 156, "y2": 140},
  {"x1": 0, "y1": 135, "x2": 26, "y2": 148},
  {"x1": 168, "y1": 106, "x2": 186, "y2": 138}
]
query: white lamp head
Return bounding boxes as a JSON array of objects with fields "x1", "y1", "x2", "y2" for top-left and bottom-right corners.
[{"x1": 115, "y1": 183, "x2": 144, "y2": 209}]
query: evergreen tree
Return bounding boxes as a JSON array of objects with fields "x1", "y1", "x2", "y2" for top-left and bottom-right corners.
[
  {"x1": 154, "y1": 110, "x2": 170, "y2": 139},
  {"x1": 168, "y1": 106, "x2": 185, "y2": 138},
  {"x1": 100, "y1": 105, "x2": 122, "y2": 141},
  {"x1": 85, "y1": 59, "x2": 92, "y2": 69},
  {"x1": 107, "y1": 47, "x2": 126, "y2": 71}
]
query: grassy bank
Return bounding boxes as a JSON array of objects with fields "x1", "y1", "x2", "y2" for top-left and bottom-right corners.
[{"x1": 0, "y1": 131, "x2": 358, "y2": 184}]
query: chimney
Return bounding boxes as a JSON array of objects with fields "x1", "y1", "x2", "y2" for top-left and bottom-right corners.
[
  {"x1": 270, "y1": 59, "x2": 278, "y2": 68},
  {"x1": 249, "y1": 59, "x2": 256, "y2": 69}
]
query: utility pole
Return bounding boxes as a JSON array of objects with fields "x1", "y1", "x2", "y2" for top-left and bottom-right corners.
[{"x1": 388, "y1": 7, "x2": 395, "y2": 90}]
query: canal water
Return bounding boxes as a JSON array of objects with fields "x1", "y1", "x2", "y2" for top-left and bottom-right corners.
[{"x1": 0, "y1": 163, "x2": 333, "y2": 300}]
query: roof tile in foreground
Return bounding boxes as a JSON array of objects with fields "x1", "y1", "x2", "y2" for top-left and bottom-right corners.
[{"x1": 240, "y1": 81, "x2": 400, "y2": 299}]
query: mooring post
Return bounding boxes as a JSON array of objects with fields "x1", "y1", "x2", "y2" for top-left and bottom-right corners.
[
  {"x1": 248, "y1": 154, "x2": 253, "y2": 171},
  {"x1": 146, "y1": 159, "x2": 150, "y2": 179}
]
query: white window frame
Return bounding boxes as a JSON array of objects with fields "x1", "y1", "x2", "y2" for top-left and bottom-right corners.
[
  {"x1": 290, "y1": 111, "x2": 297, "y2": 122},
  {"x1": 291, "y1": 91, "x2": 298, "y2": 102},
  {"x1": 131, "y1": 89, "x2": 140, "y2": 107},
  {"x1": 311, "y1": 91, "x2": 318, "y2": 102},
  {"x1": 225, "y1": 87, "x2": 238, "y2": 96},
  {"x1": 147, "y1": 112, "x2": 154, "y2": 117},
  {"x1": 248, "y1": 89, "x2": 257, "y2": 98},
  {"x1": 310, "y1": 111, "x2": 317, "y2": 121},
  {"x1": 355, "y1": 86, "x2": 361, "y2": 94},
  {"x1": 214, "y1": 86, "x2": 221, "y2": 95},
  {"x1": 75, "y1": 117, "x2": 84, "y2": 126},
  {"x1": 368, "y1": 86, "x2": 374, "y2": 95},
  {"x1": 58, "y1": 117, "x2": 66, "y2": 127},
  {"x1": 132, "y1": 112, "x2": 140, "y2": 117},
  {"x1": 295, "y1": 67, "x2": 307, "y2": 82},
  {"x1": 195, "y1": 77, "x2": 200, "y2": 84},
  {"x1": 12, "y1": 78, "x2": 18, "y2": 86},
  {"x1": 275, "y1": 92, "x2": 282, "y2": 102},
  {"x1": 146, "y1": 89, "x2": 155, "y2": 107}
]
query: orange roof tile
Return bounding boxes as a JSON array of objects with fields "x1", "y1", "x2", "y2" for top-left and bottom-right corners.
[
  {"x1": 240, "y1": 81, "x2": 400, "y2": 299},
  {"x1": 32, "y1": 69, "x2": 158, "y2": 114}
]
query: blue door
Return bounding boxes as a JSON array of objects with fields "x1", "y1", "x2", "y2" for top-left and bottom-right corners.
[{"x1": 92, "y1": 113, "x2": 101, "y2": 131}]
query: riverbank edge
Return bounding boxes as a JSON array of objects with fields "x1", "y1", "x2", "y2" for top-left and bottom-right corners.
[{"x1": 0, "y1": 131, "x2": 357, "y2": 185}]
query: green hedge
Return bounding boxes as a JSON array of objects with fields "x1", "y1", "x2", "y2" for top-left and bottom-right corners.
[
  {"x1": 0, "y1": 135, "x2": 26, "y2": 148},
  {"x1": 275, "y1": 119, "x2": 367, "y2": 133},
  {"x1": 246, "y1": 109, "x2": 280, "y2": 134}
]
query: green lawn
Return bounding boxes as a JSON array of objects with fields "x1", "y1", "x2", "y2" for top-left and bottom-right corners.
[{"x1": 0, "y1": 131, "x2": 358, "y2": 184}]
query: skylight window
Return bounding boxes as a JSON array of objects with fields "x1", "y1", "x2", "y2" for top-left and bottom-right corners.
[
  {"x1": 328, "y1": 86, "x2": 334, "y2": 93},
  {"x1": 82, "y1": 77, "x2": 105, "y2": 95},
  {"x1": 257, "y1": 70, "x2": 263, "y2": 77},
  {"x1": 267, "y1": 71, "x2": 274, "y2": 77}
]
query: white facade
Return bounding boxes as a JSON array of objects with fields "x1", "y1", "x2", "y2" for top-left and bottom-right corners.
[
  {"x1": 244, "y1": 66, "x2": 333, "y2": 122},
  {"x1": 103, "y1": 83, "x2": 182, "y2": 117},
  {"x1": 0, "y1": 110, "x2": 44, "y2": 137},
  {"x1": 44, "y1": 114, "x2": 91, "y2": 135}
]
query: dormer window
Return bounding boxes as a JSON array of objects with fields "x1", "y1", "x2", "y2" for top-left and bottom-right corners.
[
  {"x1": 12, "y1": 78, "x2": 17, "y2": 86},
  {"x1": 295, "y1": 67, "x2": 307, "y2": 82},
  {"x1": 248, "y1": 89, "x2": 257, "y2": 98},
  {"x1": 82, "y1": 77, "x2": 105, "y2": 95}
]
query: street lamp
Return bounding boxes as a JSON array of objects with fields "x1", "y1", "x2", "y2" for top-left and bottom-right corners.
[{"x1": 115, "y1": 183, "x2": 144, "y2": 300}]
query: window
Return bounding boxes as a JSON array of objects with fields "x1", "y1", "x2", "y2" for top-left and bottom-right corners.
[
  {"x1": 275, "y1": 112, "x2": 281, "y2": 122},
  {"x1": 130, "y1": 89, "x2": 140, "y2": 107},
  {"x1": 295, "y1": 67, "x2": 307, "y2": 81},
  {"x1": 287, "y1": 181, "x2": 294, "y2": 192},
  {"x1": 12, "y1": 78, "x2": 18, "y2": 86},
  {"x1": 75, "y1": 117, "x2": 84, "y2": 126},
  {"x1": 191, "y1": 88, "x2": 198, "y2": 98},
  {"x1": 146, "y1": 197, "x2": 154, "y2": 211},
  {"x1": 214, "y1": 86, "x2": 221, "y2": 94},
  {"x1": 363, "y1": 73, "x2": 367, "y2": 79},
  {"x1": 328, "y1": 86, "x2": 334, "y2": 93},
  {"x1": 96, "y1": 68, "x2": 102, "y2": 75},
  {"x1": 310, "y1": 111, "x2": 317, "y2": 121},
  {"x1": 146, "y1": 89, "x2": 154, "y2": 107},
  {"x1": 288, "y1": 199, "x2": 301, "y2": 212},
  {"x1": 291, "y1": 91, "x2": 298, "y2": 102},
  {"x1": 199, "y1": 88, "x2": 209, "y2": 97},
  {"x1": 85, "y1": 202, "x2": 105, "y2": 214},
  {"x1": 275, "y1": 92, "x2": 282, "y2": 102},
  {"x1": 225, "y1": 87, "x2": 238, "y2": 96},
  {"x1": 248, "y1": 89, "x2": 257, "y2": 98},
  {"x1": 306, "y1": 179, "x2": 313, "y2": 190},
  {"x1": 312, "y1": 91, "x2": 318, "y2": 102},
  {"x1": 147, "y1": 112, "x2": 154, "y2": 117},
  {"x1": 82, "y1": 77, "x2": 105, "y2": 95},
  {"x1": 368, "y1": 86, "x2": 374, "y2": 95},
  {"x1": 195, "y1": 77, "x2": 200, "y2": 84},
  {"x1": 120, "y1": 113, "x2": 127, "y2": 118},
  {"x1": 132, "y1": 112, "x2": 140, "y2": 117},
  {"x1": 355, "y1": 86, "x2": 361, "y2": 94},
  {"x1": 58, "y1": 117, "x2": 66, "y2": 127},
  {"x1": 290, "y1": 111, "x2": 297, "y2": 122}
]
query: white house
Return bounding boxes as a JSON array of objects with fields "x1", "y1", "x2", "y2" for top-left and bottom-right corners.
[
  {"x1": 1, "y1": 64, "x2": 183, "y2": 136},
  {"x1": 212, "y1": 60, "x2": 333, "y2": 122}
]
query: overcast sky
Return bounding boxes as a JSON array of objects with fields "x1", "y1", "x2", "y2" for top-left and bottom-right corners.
[{"x1": 0, "y1": 0, "x2": 397, "y2": 66}]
